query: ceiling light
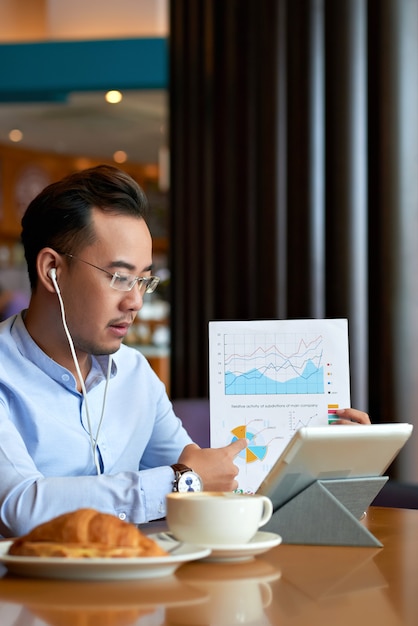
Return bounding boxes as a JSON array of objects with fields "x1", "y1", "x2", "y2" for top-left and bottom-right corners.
[
  {"x1": 9, "y1": 129, "x2": 23, "y2": 142},
  {"x1": 113, "y1": 150, "x2": 127, "y2": 163},
  {"x1": 105, "y1": 90, "x2": 123, "y2": 104}
]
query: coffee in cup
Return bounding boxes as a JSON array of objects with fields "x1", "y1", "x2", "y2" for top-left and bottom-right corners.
[{"x1": 166, "y1": 491, "x2": 273, "y2": 546}]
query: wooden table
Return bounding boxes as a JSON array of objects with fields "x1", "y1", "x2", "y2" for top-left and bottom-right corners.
[{"x1": 0, "y1": 507, "x2": 417, "y2": 625}]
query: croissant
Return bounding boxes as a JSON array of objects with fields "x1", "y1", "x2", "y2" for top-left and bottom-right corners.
[{"x1": 8, "y1": 508, "x2": 167, "y2": 558}]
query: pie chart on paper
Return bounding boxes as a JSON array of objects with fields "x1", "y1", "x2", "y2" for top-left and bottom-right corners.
[{"x1": 231, "y1": 425, "x2": 268, "y2": 463}]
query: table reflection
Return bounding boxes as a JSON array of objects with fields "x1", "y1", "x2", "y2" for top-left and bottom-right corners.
[
  {"x1": 0, "y1": 574, "x2": 207, "y2": 626},
  {"x1": 0, "y1": 557, "x2": 281, "y2": 626},
  {"x1": 261, "y1": 543, "x2": 401, "y2": 625},
  {"x1": 167, "y1": 558, "x2": 281, "y2": 625}
]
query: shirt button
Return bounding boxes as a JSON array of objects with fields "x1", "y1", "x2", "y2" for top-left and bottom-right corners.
[
  {"x1": 62, "y1": 374, "x2": 70, "y2": 381},
  {"x1": 118, "y1": 513, "x2": 126, "y2": 520}
]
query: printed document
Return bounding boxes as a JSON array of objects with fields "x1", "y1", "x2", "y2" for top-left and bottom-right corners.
[{"x1": 209, "y1": 319, "x2": 351, "y2": 493}]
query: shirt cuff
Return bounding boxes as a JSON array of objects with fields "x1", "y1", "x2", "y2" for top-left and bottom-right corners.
[{"x1": 140, "y1": 465, "x2": 174, "y2": 521}]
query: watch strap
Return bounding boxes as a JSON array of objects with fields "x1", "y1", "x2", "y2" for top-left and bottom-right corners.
[{"x1": 171, "y1": 463, "x2": 194, "y2": 476}]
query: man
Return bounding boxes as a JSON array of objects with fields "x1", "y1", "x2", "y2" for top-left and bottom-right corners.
[{"x1": 0, "y1": 165, "x2": 368, "y2": 538}]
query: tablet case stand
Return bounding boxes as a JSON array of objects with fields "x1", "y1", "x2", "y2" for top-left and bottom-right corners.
[{"x1": 263, "y1": 476, "x2": 388, "y2": 547}]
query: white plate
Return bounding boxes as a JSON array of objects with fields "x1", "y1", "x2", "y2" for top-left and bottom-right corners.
[
  {"x1": 0, "y1": 540, "x2": 211, "y2": 581},
  {"x1": 158, "y1": 531, "x2": 282, "y2": 563}
]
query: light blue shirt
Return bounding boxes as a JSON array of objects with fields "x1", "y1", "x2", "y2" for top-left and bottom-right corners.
[{"x1": 0, "y1": 314, "x2": 193, "y2": 537}]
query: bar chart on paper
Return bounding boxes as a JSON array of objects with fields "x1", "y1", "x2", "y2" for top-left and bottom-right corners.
[{"x1": 209, "y1": 319, "x2": 351, "y2": 492}]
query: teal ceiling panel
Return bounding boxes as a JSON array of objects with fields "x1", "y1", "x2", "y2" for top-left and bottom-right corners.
[{"x1": 0, "y1": 38, "x2": 167, "y2": 101}]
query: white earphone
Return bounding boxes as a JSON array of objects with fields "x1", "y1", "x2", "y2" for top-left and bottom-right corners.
[
  {"x1": 48, "y1": 268, "x2": 60, "y2": 294},
  {"x1": 47, "y1": 263, "x2": 110, "y2": 474}
]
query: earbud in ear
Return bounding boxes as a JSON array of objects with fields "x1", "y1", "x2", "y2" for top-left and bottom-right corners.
[{"x1": 48, "y1": 268, "x2": 60, "y2": 294}]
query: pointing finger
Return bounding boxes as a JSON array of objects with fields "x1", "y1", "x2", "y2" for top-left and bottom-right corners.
[{"x1": 227, "y1": 438, "x2": 248, "y2": 456}]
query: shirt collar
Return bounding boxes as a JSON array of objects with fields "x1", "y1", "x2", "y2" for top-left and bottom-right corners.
[{"x1": 11, "y1": 313, "x2": 117, "y2": 392}]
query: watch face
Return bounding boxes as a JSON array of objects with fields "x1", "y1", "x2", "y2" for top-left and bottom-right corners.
[{"x1": 177, "y1": 471, "x2": 203, "y2": 493}]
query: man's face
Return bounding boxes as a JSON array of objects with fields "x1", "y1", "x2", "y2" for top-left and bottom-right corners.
[{"x1": 58, "y1": 208, "x2": 153, "y2": 357}]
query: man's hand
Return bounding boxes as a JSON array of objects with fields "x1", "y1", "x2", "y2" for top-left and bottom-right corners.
[
  {"x1": 332, "y1": 408, "x2": 371, "y2": 425},
  {"x1": 178, "y1": 438, "x2": 247, "y2": 492}
]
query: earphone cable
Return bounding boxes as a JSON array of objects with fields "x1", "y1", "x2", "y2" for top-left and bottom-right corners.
[{"x1": 54, "y1": 280, "x2": 110, "y2": 475}]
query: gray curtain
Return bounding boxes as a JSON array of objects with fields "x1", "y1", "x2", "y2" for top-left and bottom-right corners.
[{"x1": 169, "y1": 0, "x2": 418, "y2": 482}]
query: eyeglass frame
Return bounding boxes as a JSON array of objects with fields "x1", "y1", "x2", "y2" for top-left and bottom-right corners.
[{"x1": 58, "y1": 252, "x2": 160, "y2": 294}]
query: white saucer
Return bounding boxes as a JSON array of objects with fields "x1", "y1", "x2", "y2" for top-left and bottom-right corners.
[
  {"x1": 0, "y1": 540, "x2": 211, "y2": 581},
  {"x1": 202, "y1": 531, "x2": 282, "y2": 562}
]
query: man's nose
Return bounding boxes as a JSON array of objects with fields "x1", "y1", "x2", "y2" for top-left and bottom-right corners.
[{"x1": 121, "y1": 285, "x2": 144, "y2": 311}]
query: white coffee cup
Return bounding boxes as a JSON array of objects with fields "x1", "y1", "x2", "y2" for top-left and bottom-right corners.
[{"x1": 166, "y1": 491, "x2": 273, "y2": 546}]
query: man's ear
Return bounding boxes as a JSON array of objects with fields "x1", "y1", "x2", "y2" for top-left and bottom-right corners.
[{"x1": 37, "y1": 248, "x2": 61, "y2": 293}]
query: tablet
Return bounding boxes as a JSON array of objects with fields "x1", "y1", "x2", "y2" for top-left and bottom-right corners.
[{"x1": 257, "y1": 423, "x2": 413, "y2": 510}]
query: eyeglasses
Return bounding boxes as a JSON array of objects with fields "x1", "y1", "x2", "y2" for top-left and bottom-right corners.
[{"x1": 62, "y1": 253, "x2": 160, "y2": 294}]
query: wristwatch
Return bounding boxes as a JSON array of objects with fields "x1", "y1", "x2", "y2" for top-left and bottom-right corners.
[{"x1": 171, "y1": 463, "x2": 203, "y2": 492}]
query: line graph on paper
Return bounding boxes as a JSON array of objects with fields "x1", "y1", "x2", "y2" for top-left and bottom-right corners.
[
  {"x1": 224, "y1": 332, "x2": 325, "y2": 396},
  {"x1": 288, "y1": 408, "x2": 320, "y2": 432}
]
